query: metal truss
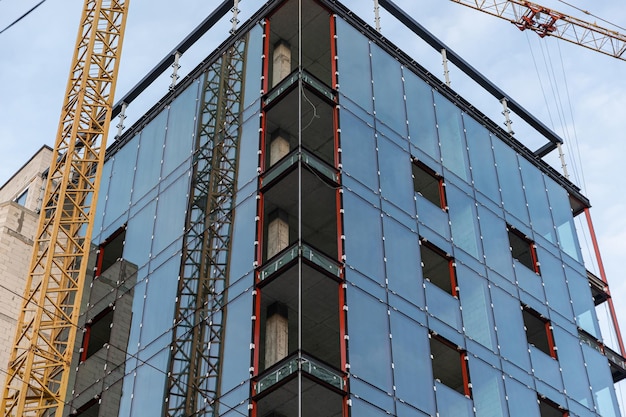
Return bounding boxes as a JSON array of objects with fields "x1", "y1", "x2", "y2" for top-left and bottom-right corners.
[
  {"x1": 166, "y1": 37, "x2": 247, "y2": 417},
  {"x1": 451, "y1": 0, "x2": 626, "y2": 60},
  {"x1": 1, "y1": 1, "x2": 129, "y2": 416}
]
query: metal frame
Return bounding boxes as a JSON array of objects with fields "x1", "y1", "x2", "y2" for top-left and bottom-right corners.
[
  {"x1": 166, "y1": 37, "x2": 247, "y2": 417},
  {"x1": 1, "y1": 1, "x2": 128, "y2": 416}
]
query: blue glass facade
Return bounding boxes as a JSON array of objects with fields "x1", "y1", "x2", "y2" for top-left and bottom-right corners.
[{"x1": 65, "y1": 1, "x2": 623, "y2": 417}]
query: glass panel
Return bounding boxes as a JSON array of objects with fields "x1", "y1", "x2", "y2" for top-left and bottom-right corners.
[
  {"x1": 552, "y1": 326, "x2": 594, "y2": 409},
  {"x1": 104, "y1": 135, "x2": 138, "y2": 225},
  {"x1": 515, "y1": 259, "x2": 545, "y2": 302},
  {"x1": 152, "y1": 175, "x2": 188, "y2": 257},
  {"x1": 582, "y1": 344, "x2": 621, "y2": 417},
  {"x1": 139, "y1": 256, "x2": 178, "y2": 349},
  {"x1": 301, "y1": 356, "x2": 344, "y2": 389},
  {"x1": 504, "y1": 375, "x2": 541, "y2": 417},
  {"x1": 378, "y1": 137, "x2": 414, "y2": 215},
  {"x1": 416, "y1": 193, "x2": 450, "y2": 239},
  {"x1": 390, "y1": 310, "x2": 436, "y2": 414},
  {"x1": 229, "y1": 195, "x2": 257, "y2": 281},
  {"x1": 447, "y1": 185, "x2": 481, "y2": 260},
  {"x1": 132, "y1": 111, "x2": 167, "y2": 203},
  {"x1": 236, "y1": 116, "x2": 260, "y2": 188},
  {"x1": 545, "y1": 177, "x2": 582, "y2": 261},
  {"x1": 243, "y1": 25, "x2": 263, "y2": 109},
  {"x1": 425, "y1": 281, "x2": 462, "y2": 331},
  {"x1": 371, "y1": 43, "x2": 407, "y2": 135},
  {"x1": 383, "y1": 217, "x2": 424, "y2": 307},
  {"x1": 478, "y1": 206, "x2": 514, "y2": 279},
  {"x1": 343, "y1": 191, "x2": 385, "y2": 283},
  {"x1": 220, "y1": 292, "x2": 253, "y2": 393},
  {"x1": 405, "y1": 69, "x2": 439, "y2": 161},
  {"x1": 537, "y1": 248, "x2": 573, "y2": 320},
  {"x1": 347, "y1": 286, "x2": 393, "y2": 392},
  {"x1": 464, "y1": 115, "x2": 501, "y2": 205},
  {"x1": 519, "y1": 158, "x2": 556, "y2": 243},
  {"x1": 457, "y1": 265, "x2": 496, "y2": 351},
  {"x1": 566, "y1": 265, "x2": 601, "y2": 337},
  {"x1": 433, "y1": 92, "x2": 470, "y2": 183},
  {"x1": 491, "y1": 287, "x2": 531, "y2": 368},
  {"x1": 131, "y1": 349, "x2": 169, "y2": 416},
  {"x1": 435, "y1": 381, "x2": 474, "y2": 417},
  {"x1": 529, "y1": 345, "x2": 562, "y2": 390},
  {"x1": 340, "y1": 110, "x2": 379, "y2": 192},
  {"x1": 336, "y1": 19, "x2": 373, "y2": 113},
  {"x1": 259, "y1": 244, "x2": 298, "y2": 281},
  {"x1": 470, "y1": 357, "x2": 508, "y2": 417},
  {"x1": 302, "y1": 244, "x2": 341, "y2": 277},
  {"x1": 492, "y1": 138, "x2": 528, "y2": 223},
  {"x1": 350, "y1": 397, "x2": 390, "y2": 417},
  {"x1": 123, "y1": 200, "x2": 156, "y2": 269},
  {"x1": 161, "y1": 81, "x2": 198, "y2": 178},
  {"x1": 93, "y1": 160, "x2": 112, "y2": 236}
]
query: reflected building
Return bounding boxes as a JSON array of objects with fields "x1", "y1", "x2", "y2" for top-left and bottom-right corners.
[{"x1": 63, "y1": 0, "x2": 625, "y2": 416}]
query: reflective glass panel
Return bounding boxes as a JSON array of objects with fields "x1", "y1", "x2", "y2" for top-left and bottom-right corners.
[
  {"x1": 470, "y1": 357, "x2": 507, "y2": 417},
  {"x1": 371, "y1": 43, "x2": 406, "y2": 135},
  {"x1": 378, "y1": 137, "x2": 414, "y2": 214},
  {"x1": 132, "y1": 111, "x2": 167, "y2": 203},
  {"x1": 404, "y1": 70, "x2": 439, "y2": 161},
  {"x1": 336, "y1": 19, "x2": 373, "y2": 113},
  {"x1": 447, "y1": 184, "x2": 481, "y2": 260},
  {"x1": 464, "y1": 115, "x2": 501, "y2": 205},
  {"x1": 491, "y1": 287, "x2": 530, "y2": 368},
  {"x1": 433, "y1": 92, "x2": 470, "y2": 183},
  {"x1": 347, "y1": 286, "x2": 393, "y2": 392},
  {"x1": 492, "y1": 138, "x2": 528, "y2": 223},
  {"x1": 457, "y1": 265, "x2": 496, "y2": 351},
  {"x1": 340, "y1": 110, "x2": 379, "y2": 192}
]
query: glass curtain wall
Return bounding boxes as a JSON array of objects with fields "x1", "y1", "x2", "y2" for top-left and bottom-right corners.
[{"x1": 335, "y1": 13, "x2": 620, "y2": 417}]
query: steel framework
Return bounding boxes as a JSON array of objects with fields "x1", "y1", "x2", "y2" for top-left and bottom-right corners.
[
  {"x1": 166, "y1": 37, "x2": 247, "y2": 417},
  {"x1": 1, "y1": 1, "x2": 129, "y2": 416},
  {"x1": 451, "y1": 0, "x2": 626, "y2": 61}
]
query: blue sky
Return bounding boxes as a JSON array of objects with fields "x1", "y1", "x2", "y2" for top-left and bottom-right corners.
[{"x1": 1, "y1": 0, "x2": 625, "y2": 404}]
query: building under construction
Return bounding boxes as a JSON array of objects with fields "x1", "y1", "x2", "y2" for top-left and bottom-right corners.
[{"x1": 2, "y1": 0, "x2": 625, "y2": 416}]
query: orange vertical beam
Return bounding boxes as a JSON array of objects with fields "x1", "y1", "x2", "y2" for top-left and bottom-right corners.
[{"x1": 584, "y1": 208, "x2": 625, "y2": 355}]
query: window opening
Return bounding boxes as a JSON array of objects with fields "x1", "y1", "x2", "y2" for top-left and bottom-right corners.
[
  {"x1": 412, "y1": 160, "x2": 446, "y2": 209},
  {"x1": 522, "y1": 306, "x2": 557, "y2": 359},
  {"x1": 81, "y1": 307, "x2": 114, "y2": 361},
  {"x1": 97, "y1": 227, "x2": 126, "y2": 275},
  {"x1": 420, "y1": 240, "x2": 456, "y2": 296},
  {"x1": 507, "y1": 225, "x2": 538, "y2": 273},
  {"x1": 70, "y1": 399, "x2": 100, "y2": 417},
  {"x1": 430, "y1": 335, "x2": 470, "y2": 396},
  {"x1": 539, "y1": 396, "x2": 568, "y2": 417},
  {"x1": 14, "y1": 188, "x2": 28, "y2": 206}
]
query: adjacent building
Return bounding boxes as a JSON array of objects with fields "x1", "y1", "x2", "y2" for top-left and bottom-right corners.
[
  {"x1": 5, "y1": 1, "x2": 622, "y2": 416},
  {"x1": 0, "y1": 145, "x2": 52, "y2": 395}
]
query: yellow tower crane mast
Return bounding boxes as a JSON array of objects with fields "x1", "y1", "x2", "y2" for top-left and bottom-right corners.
[
  {"x1": 451, "y1": 0, "x2": 626, "y2": 61},
  {"x1": 1, "y1": 1, "x2": 129, "y2": 416}
]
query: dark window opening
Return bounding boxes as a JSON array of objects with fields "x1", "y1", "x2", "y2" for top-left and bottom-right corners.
[
  {"x1": 430, "y1": 335, "x2": 470, "y2": 396},
  {"x1": 523, "y1": 306, "x2": 557, "y2": 359},
  {"x1": 507, "y1": 226, "x2": 538, "y2": 273},
  {"x1": 412, "y1": 160, "x2": 445, "y2": 209},
  {"x1": 70, "y1": 399, "x2": 100, "y2": 417},
  {"x1": 81, "y1": 308, "x2": 114, "y2": 361},
  {"x1": 97, "y1": 227, "x2": 126, "y2": 275},
  {"x1": 420, "y1": 241, "x2": 456, "y2": 296},
  {"x1": 539, "y1": 397, "x2": 568, "y2": 417}
]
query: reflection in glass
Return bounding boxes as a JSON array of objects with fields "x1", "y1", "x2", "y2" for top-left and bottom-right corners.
[{"x1": 434, "y1": 92, "x2": 470, "y2": 183}]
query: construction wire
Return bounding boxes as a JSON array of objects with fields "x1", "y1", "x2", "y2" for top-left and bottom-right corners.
[
  {"x1": 557, "y1": 0, "x2": 626, "y2": 32},
  {"x1": 0, "y1": 0, "x2": 46, "y2": 35}
]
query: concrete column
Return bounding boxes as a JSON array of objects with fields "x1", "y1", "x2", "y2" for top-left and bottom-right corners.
[
  {"x1": 272, "y1": 40, "x2": 292, "y2": 88},
  {"x1": 269, "y1": 130, "x2": 290, "y2": 166},
  {"x1": 265, "y1": 302, "x2": 289, "y2": 368},
  {"x1": 267, "y1": 210, "x2": 289, "y2": 259}
]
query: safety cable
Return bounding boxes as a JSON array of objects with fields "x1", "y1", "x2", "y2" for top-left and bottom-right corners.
[{"x1": 0, "y1": 0, "x2": 46, "y2": 35}]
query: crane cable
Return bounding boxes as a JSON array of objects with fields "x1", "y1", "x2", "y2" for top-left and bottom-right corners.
[{"x1": 0, "y1": 0, "x2": 46, "y2": 35}]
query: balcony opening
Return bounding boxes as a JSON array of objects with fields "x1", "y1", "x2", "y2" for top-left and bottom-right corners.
[
  {"x1": 268, "y1": 0, "x2": 332, "y2": 87},
  {"x1": 412, "y1": 160, "x2": 446, "y2": 209},
  {"x1": 420, "y1": 240, "x2": 456, "y2": 296},
  {"x1": 507, "y1": 225, "x2": 539, "y2": 273},
  {"x1": 522, "y1": 306, "x2": 556, "y2": 359},
  {"x1": 430, "y1": 335, "x2": 470, "y2": 396},
  {"x1": 81, "y1": 307, "x2": 114, "y2": 362}
]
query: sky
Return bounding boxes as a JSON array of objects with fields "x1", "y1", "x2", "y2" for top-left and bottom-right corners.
[{"x1": 0, "y1": 0, "x2": 625, "y2": 404}]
